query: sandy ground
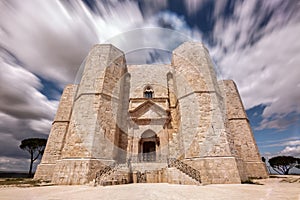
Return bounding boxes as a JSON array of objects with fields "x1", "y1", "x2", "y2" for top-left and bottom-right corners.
[{"x1": 0, "y1": 177, "x2": 299, "y2": 200}]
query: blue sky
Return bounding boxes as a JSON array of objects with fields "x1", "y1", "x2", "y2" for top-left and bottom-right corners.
[{"x1": 0, "y1": 0, "x2": 299, "y2": 172}]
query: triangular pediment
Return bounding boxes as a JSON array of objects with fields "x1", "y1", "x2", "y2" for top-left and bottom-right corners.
[{"x1": 129, "y1": 100, "x2": 169, "y2": 120}]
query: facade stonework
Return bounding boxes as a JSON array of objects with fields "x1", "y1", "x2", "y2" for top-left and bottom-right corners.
[{"x1": 35, "y1": 42, "x2": 268, "y2": 185}]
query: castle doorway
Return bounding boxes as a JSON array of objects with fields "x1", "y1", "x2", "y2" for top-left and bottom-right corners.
[
  {"x1": 142, "y1": 141, "x2": 156, "y2": 161},
  {"x1": 139, "y1": 130, "x2": 159, "y2": 162},
  {"x1": 143, "y1": 141, "x2": 155, "y2": 153}
]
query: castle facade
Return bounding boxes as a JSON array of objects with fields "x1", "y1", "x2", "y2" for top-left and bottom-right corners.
[{"x1": 35, "y1": 42, "x2": 268, "y2": 185}]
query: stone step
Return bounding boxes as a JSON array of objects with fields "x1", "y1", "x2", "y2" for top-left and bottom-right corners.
[
  {"x1": 165, "y1": 167, "x2": 201, "y2": 186},
  {"x1": 97, "y1": 162, "x2": 168, "y2": 186},
  {"x1": 97, "y1": 169, "x2": 130, "y2": 186},
  {"x1": 131, "y1": 162, "x2": 168, "y2": 172},
  {"x1": 95, "y1": 162, "x2": 200, "y2": 186}
]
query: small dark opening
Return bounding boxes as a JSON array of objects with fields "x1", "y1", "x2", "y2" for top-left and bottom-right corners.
[
  {"x1": 144, "y1": 91, "x2": 153, "y2": 98},
  {"x1": 143, "y1": 141, "x2": 156, "y2": 153},
  {"x1": 142, "y1": 141, "x2": 156, "y2": 161},
  {"x1": 144, "y1": 86, "x2": 154, "y2": 98}
]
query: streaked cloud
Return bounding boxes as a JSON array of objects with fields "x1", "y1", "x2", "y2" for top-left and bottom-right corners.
[
  {"x1": 0, "y1": 49, "x2": 58, "y2": 120},
  {"x1": 210, "y1": 0, "x2": 300, "y2": 129},
  {"x1": 184, "y1": 0, "x2": 207, "y2": 16},
  {"x1": 262, "y1": 140, "x2": 300, "y2": 148},
  {"x1": 0, "y1": 0, "x2": 145, "y2": 84}
]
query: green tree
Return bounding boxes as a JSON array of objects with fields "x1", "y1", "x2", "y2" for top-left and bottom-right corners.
[
  {"x1": 268, "y1": 156, "x2": 299, "y2": 175},
  {"x1": 19, "y1": 138, "x2": 47, "y2": 177}
]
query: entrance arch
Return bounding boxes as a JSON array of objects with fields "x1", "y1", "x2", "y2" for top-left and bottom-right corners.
[{"x1": 139, "y1": 130, "x2": 159, "y2": 162}]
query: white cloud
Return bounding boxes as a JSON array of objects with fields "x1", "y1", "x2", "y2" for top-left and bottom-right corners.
[
  {"x1": 260, "y1": 137, "x2": 300, "y2": 158},
  {"x1": 28, "y1": 119, "x2": 52, "y2": 134},
  {"x1": 0, "y1": 48, "x2": 56, "y2": 169},
  {"x1": 258, "y1": 136, "x2": 300, "y2": 144},
  {"x1": 103, "y1": 12, "x2": 202, "y2": 64},
  {"x1": 257, "y1": 112, "x2": 299, "y2": 131},
  {"x1": 0, "y1": 50, "x2": 58, "y2": 120},
  {"x1": 210, "y1": 0, "x2": 300, "y2": 128},
  {"x1": 0, "y1": 0, "x2": 197, "y2": 82},
  {"x1": 285, "y1": 141, "x2": 300, "y2": 146},
  {"x1": 263, "y1": 140, "x2": 300, "y2": 148},
  {"x1": 279, "y1": 146, "x2": 300, "y2": 157},
  {"x1": 213, "y1": 0, "x2": 230, "y2": 18},
  {"x1": 0, "y1": 0, "x2": 145, "y2": 84}
]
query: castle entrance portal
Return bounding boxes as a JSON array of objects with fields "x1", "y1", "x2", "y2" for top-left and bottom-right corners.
[
  {"x1": 142, "y1": 141, "x2": 156, "y2": 161},
  {"x1": 139, "y1": 130, "x2": 158, "y2": 162}
]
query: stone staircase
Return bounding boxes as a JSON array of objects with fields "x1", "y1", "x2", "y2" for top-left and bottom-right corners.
[
  {"x1": 94, "y1": 163, "x2": 130, "y2": 186},
  {"x1": 168, "y1": 158, "x2": 201, "y2": 184},
  {"x1": 164, "y1": 167, "x2": 201, "y2": 185},
  {"x1": 131, "y1": 162, "x2": 168, "y2": 172},
  {"x1": 94, "y1": 158, "x2": 202, "y2": 186}
]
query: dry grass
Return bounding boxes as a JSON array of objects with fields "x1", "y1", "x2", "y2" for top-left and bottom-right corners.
[
  {"x1": 280, "y1": 176, "x2": 300, "y2": 183},
  {"x1": 0, "y1": 178, "x2": 52, "y2": 187}
]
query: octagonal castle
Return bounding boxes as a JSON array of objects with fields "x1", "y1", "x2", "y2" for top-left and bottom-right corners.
[{"x1": 34, "y1": 42, "x2": 268, "y2": 185}]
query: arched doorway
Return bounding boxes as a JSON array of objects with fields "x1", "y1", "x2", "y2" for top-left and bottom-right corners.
[
  {"x1": 143, "y1": 141, "x2": 155, "y2": 153},
  {"x1": 139, "y1": 130, "x2": 159, "y2": 162}
]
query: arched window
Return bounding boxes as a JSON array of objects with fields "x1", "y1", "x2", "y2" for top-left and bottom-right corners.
[{"x1": 144, "y1": 86, "x2": 154, "y2": 98}]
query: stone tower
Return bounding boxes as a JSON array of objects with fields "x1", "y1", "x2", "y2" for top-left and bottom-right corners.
[{"x1": 34, "y1": 42, "x2": 268, "y2": 185}]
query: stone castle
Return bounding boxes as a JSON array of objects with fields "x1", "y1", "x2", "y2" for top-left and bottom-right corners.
[{"x1": 34, "y1": 41, "x2": 268, "y2": 185}]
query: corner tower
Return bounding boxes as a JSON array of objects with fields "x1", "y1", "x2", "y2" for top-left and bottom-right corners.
[
  {"x1": 221, "y1": 80, "x2": 268, "y2": 180},
  {"x1": 171, "y1": 42, "x2": 241, "y2": 184},
  {"x1": 36, "y1": 44, "x2": 127, "y2": 184}
]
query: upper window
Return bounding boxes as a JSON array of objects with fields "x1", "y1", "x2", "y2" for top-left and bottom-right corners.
[{"x1": 144, "y1": 86, "x2": 154, "y2": 98}]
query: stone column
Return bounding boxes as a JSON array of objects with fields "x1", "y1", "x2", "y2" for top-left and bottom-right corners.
[
  {"x1": 132, "y1": 137, "x2": 140, "y2": 162},
  {"x1": 158, "y1": 127, "x2": 169, "y2": 162},
  {"x1": 127, "y1": 125, "x2": 134, "y2": 161},
  {"x1": 166, "y1": 72, "x2": 182, "y2": 159}
]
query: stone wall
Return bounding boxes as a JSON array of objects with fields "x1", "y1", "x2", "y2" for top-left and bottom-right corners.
[
  {"x1": 184, "y1": 157, "x2": 241, "y2": 184},
  {"x1": 52, "y1": 159, "x2": 108, "y2": 185},
  {"x1": 34, "y1": 84, "x2": 77, "y2": 181},
  {"x1": 221, "y1": 80, "x2": 268, "y2": 180},
  {"x1": 167, "y1": 71, "x2": 182, "y2": 159},
  {"x1": 127, "y1": 64, "x2": 172, "y2": 99}
]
